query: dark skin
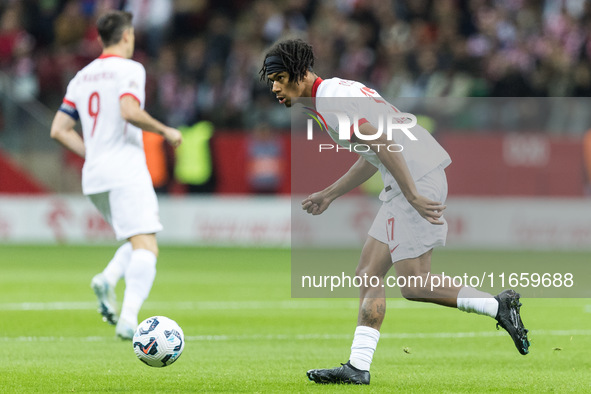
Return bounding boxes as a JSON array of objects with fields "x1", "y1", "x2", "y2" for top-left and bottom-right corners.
[
  {"x1": 269, "y1": 69, "x2": 461, "y2": 331},
  {"x1": 267, "y1": 71, "x2": 318, "y2": 107}
]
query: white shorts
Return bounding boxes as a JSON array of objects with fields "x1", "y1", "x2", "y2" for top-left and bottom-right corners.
[
  {"x1": 368, "y1": 166, "x2": 448, "y2": 263},
  {"x1": 87, "y1": 183, "x2": 163, "y2": 241}
]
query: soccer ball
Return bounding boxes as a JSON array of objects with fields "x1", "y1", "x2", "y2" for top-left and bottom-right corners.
[{"x1": 133, "y1": 316, "x2": 185, "y2": 367}]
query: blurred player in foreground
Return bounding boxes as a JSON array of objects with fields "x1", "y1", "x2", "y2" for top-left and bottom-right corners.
[
  {"x1": 50, "y1": 10, "x2": 182, "y2": 340},
  {"x1": 260, "y1": 39, "x2": 530, "y2": 385}
]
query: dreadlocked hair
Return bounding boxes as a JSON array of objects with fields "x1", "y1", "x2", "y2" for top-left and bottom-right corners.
[{"x1": 260, "y1": 39, "x2": 315, "y2": 83}]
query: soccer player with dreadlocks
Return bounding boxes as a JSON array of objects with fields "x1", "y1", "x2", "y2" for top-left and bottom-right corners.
[{"x1": 261, "y1": 39, "x2": 530, "y2": 385}]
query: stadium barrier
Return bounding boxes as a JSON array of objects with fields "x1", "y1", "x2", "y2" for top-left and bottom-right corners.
[
  {"x1": 0, "y1": 195, "x2": 290, "y2": 247},
  {"x1": 1, "y1": 131, "x2": 584, "y2": 196},
  {"x1": 0, "y1": 195, "x2": 590, "y2": 250}
]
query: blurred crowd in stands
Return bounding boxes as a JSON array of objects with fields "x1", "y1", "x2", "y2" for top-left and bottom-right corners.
[{"x1": 2, "y1": 0, "x2": 591, "y2": 131}]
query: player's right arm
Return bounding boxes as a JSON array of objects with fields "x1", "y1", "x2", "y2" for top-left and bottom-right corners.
[
  {"x1": 356, "y1": 122, "x2": 445, "y2": 225},
  {"x1": 50, "y1": 110, "x2": 86, "y2": 158},
  {"x1": 302, "y1": 156, "x2": 377, "y2": 215},
  {"x1": 119, "y1": 96, "x2": 182, "y2": 148}
]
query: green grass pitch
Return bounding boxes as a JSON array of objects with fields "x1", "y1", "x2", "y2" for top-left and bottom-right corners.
[{"x1": 0, "y1": 245, "x2": 589, "y2": 392}]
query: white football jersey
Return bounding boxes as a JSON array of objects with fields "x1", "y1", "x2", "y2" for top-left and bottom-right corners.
[
  {"x1": 313, "y1": 77, "x2": 451, "y2": 201},
  {"x1": 61, "y1": 54, "x2": 152, "y2": 195}
]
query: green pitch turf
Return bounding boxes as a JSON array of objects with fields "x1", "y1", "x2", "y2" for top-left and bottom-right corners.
[{"x1": 0, "y1": 245, "x2": 589, "y2": 392}]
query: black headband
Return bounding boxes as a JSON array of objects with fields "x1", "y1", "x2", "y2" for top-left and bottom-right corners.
[{"x1": 264, "y1": 55, "x2": 287, "y2": 75}]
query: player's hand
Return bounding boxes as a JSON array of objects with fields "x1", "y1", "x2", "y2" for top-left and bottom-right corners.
[
  {"x1": 301, "y1": 191, "x2": 332, "y2": 215},
  {"x1": 407, "y1": 194, "x2": 446, "y2": 225},
  {"x1": 163, "y1": 127, "x2": 183, "y2": 148}
]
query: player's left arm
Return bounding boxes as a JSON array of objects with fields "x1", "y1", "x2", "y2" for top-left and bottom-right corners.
[
  {"x1": 50, "y1": 111, "x2": 85, "y2": 158},
  {"x1": 354, "y1": 122, "x2": 446, "y2": 225},
  {"x1": 302, "y1": 156, "x2": 377, "y2": 215},
  {"x1": 120, "y1": 96, "x2": 182, "y2": 148}
]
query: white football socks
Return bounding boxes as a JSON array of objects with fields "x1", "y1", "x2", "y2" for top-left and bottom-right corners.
[
  {"x1": 101, "y1": 242, "x2": 132, "y2": 288},
  {"x1": 120, "y1": 249, "x2": 157, "y2": 326},
  {"x1": 457, "y1": 286, "x2": 499, "y2": 318},
  {"x1": 349, "y1": 326, "x2": 380, "y2": 371}
]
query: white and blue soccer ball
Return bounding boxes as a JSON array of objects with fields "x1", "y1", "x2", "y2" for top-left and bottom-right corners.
[{"x1": 133, "y1": 316, "x2": 184, "y2": 367}]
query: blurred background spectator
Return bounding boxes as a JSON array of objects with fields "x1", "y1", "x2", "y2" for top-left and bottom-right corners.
[
  {"x1": 2, "y1": 0, "x2": 591, "y2": 194},
  {"x1": 4, "y1": 0, "x2": 591, "y2": 127},
  {"x1": 174, "y1": 120, "x2": 216, "y2": 193},
  {"x1": 246, "y1": 122, "x2": 285, "y2": 194}
]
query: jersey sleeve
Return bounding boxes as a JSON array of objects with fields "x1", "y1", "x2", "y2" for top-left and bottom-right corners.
[
  {"x1": 119, "y1": 62, "x2": 146, "y2": 107},
  {"x1": 59, "y1": 77, "x2": 79, "y2": 121},
  {"x1": 337, "y1": 83, "x2": 398, "y2": 141},
  {"x1": 317, "y1": 81, "x2": 367, "y2": 141}
]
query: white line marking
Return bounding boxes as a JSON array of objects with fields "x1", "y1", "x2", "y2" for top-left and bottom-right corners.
[
  {"x1": 4, "y1": 300, "x2": 589, "y2": 313},
  {"x1": 2, "y1": 329, "x2": 590, "y2": 343},
  {"x1": 0, "y1": 302, "x2": 96, "y2": 311},
  {"x1": 0, "y1": 300, "x2": 433, "y2": 312},
  {"x1": 185, "y1": 329, "x2": 591, "y2": 341}
]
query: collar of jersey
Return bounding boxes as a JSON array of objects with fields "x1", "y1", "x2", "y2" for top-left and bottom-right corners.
[
  {"x1": 311, "y1": 77, "x2": 323, "y2": 98},
  {"x1": 98, "y1": 54, "x2": 123, "y2": 59}
]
